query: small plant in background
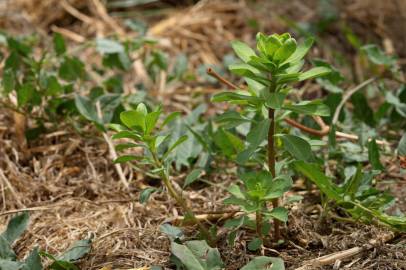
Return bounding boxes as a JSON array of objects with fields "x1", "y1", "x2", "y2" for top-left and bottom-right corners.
[
  {"x1": 110, "y1": 103, "x2": 213, "y2": 241},
  {"x1": 211, "y1": 32, "x2": 331, "y2": 246}
]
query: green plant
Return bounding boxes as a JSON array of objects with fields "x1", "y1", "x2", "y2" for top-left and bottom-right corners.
[
  {"x1": 294, "y1": 161, "x2": 406, "y2": 231},
  {"x1": 110, "y1": 103, "x2": 212, "y2": 241},
  {"x1": 160, "y1": 224, "x2": 285, "y2": 270},
  {"x1": 211, "y1": 32, "x2": 331, "y2": 243}
]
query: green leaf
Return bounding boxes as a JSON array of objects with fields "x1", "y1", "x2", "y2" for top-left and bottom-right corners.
[
  {"x1": 164, "y1": 135, "x2": 188, "y2": 159},
  {"x1": 108, "y1": 124, "x2": 127, "y2": 132},
  {"x1": 298, "y1": 67, "x2": 331, "y2": 81},
  {"x1": 0, "y1": 236, "x2": 16, "y2": 260},
  {"x1": 139, "y1": 187, "x2": 157, "y2": 204},
  {"x1": 111, "y1": 130, "x2": 140, "y2": 140},
  {"x1": 293, "y1": 161, "x2": 341, "y2": 201},
  {"x1": 247, "y1": 119, "x2": 270, "y2": 147},
  {"x1": 231, "y1": 41, "x2": 256, "y2": 63},
  {"x1": 237, "y1": 131, "x2": 265, "y2": 161},
  {"x1": 273, "y1": 38, "x2": 297, "y2": 62},
  {"x1": 274, "y1": 73, "x2": 300, "y2": 84},
  {"x1": 0, "y1": 259, "x2": 21, "y2": 270},
  {"x1": 162, "y1": 112, "x2": 181, "y2": 127},
  {"x1": 227, "y1": 185, "x2": 245, "y2": 200},
  {"x1": 368, "y1": 139, "x2": 384, "y2": 170},
  {"x1": 17, "y1": 84, "x2": 34, "y2": 107},
  {"x1": 280, "y1": 134, "x2": 313, "y2": 162},
  {"x1": 5, "y1": 51, "x2": 20, "y2": 71},
  {"x1": 268, "y1": 207, "x2": 288, "y2": 222},
  {"x1": 7, "y1": 37, "x2": 31, "y2": 56},
  {"x1": 215, "y1": 111, "x2": 250, "y2": 129},
  {"x1": 102, "y1": 52, "x2": 131, "y2": 71},
  {"x1": 120, "y1": 110, "x2": 146, "y2": 132},
  {"x1": 256, "y1": 33, "x2": 282, "y2": 58},
  {"x1": 96, "y1": 38, "x2": 124, "y2": 54},
  {"x1": 59, "y1": 57, "x2": 85, "y2": 81},
  {"x1": 213, "y1": 128, "x2": 244, "y2": 158},
  {"x1": 247, "y1": 56, "x2": 275, "y2": 72},
  {"x1": 160, "y1": 224, "x2": 184, "y2": 241},
  {"x1": 190, "y1": 241, "x2": 223, "y2": 270},
  {"x1": 41, "y1": 252, "x2": 79, "y2": 270},
  {"x1": 398, "y1": 134, "x2": 406, "y2": 156},
  {"x1": 241, "y1": 256, "x2": 285, "y2": 270},
  {"x1": 228, "y1": 63, "x2": 262, "y2": 77},
  {"x1": 46, "y1": 76, "x2": 62, "y2": 96},
  {"x1": 386, "y1": 92, "x2": 406, "y2": 117},
  {"x1": 53, "y1": 33, "x2": 66, "y2": 55},
  {"x1": 145, "y1": 109, "x2": 161, "y2": 135},
  {"x1": 361, "y1": 44, "x2": 396, "y2": 67},
  {"x1": 2, "y1": 69, "x2": 15, "y2": 94},
  {"x1": 113, "y1": 155, "x2": 140, "y2": 163},
  {"x1": 58, "y1": 239, "x2": 91, "y2": 262},
  {"x1": 22, "y1": 247, "x2": 42, "y2": 270},
  {"x1": 283, "y1": 100, "x2": 330, "y2": 116},
  {"x1": 247, "y1": 237, "x2": 262, "y2": 251},
  {"x1": 186, "y1": 125, "x2": 210, "y2": 152},
  {"x1": 351, "y1": 92, "x2": 375, "y2": 127},
  {"x1": 282, "y1": 37, "x2": 314, "y2": 64},
  {"x1": 211, "y1": 91, "x2": 261, "y2": 105},
  {"x1": 184, "y1": 168, "x2": 204, "y2": 188},
  {"x1": 263, "y1": 175, "x2": 292, "y2": 200},
  {"x1": 74, "y1": 95, "x2": 99, "y2": 124},
  {"x1": 99, "y1": 94, "x2": 122, "y2": 124},
  {"x1": 115, "y1": 142, "x2": 140, "y2": 151},
  {"x1": 171, "y1": 241, "x2": 223, "y2": 270},
  {"x1": 136, "y1": 103, "x2": 148, "y2": 115},
  {"x1": 1, "y1": 212, "x2": 29, "y2": 244}
]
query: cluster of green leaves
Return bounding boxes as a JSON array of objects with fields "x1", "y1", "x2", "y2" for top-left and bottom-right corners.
[
  {"x1": 211, "y1": 32, "x2": 331, "y2": 244},
  {"x1": 0, "y1": 33, "x2": 79, "y2": 132},
  {"x1": 0, "y1": 213, "x2": 91, "y2": 270},
  {"x1": 223, "y1": 171, "x2": 292, "y2": 249},
  {"x1": 0, "y1": 31, "x2": 191, "y2": 139},
  {"x1": 295, "y1": 161, "x2": 406, "y2": 231},
  {"x1": 111, "y1": 102, "x2": 186, "y2": 197},
  {"x1": 110, "y1": 103, "x2": 215, "y2": 236},
  {"x1": 160, "y1": 224, "x2": 285, "y2": 270}
]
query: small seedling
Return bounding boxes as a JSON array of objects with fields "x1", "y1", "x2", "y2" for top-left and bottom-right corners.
[
  {"x1": 111, "y1": 103, "x2": 212, "y2": 241},
  {"x1": 212, "y1": 32, "x2": 331, "y2": 243}
]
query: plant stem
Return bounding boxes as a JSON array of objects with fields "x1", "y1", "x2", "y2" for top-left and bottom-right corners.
[
  {"x1": 268, "y1": 80, "x2": 280, "y2": 240},
  {"x1": 151, "y1": 152, "x2": 212, "y2": 243},
  {"x1": 256, "y1": 208, "x2": 263, "y2": 240},
  {"x1": 160, "y1": 171, "x2": 212, "y2": 242}
]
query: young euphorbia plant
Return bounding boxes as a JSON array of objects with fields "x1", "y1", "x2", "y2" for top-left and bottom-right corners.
[
  {"x1": 212, "y1": 33, "x2": 331, "y2": 242},
  {"x1": 110, "y1": 103, "x2": 211, "y2": 241}
]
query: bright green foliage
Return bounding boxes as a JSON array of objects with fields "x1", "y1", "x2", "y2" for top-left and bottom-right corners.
[
  {"x1": 211, "y1": 32, "x2": 331, "y2": 244},
  {"x1": 224, "y1": 171, "x2": 291, "y2": 213},
  {"x1": 111, "y1": 103, "x2": 211, "y2": 240},
  {"x1": 111, "y1": 103, "x2": 184, "y2": 171}
]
